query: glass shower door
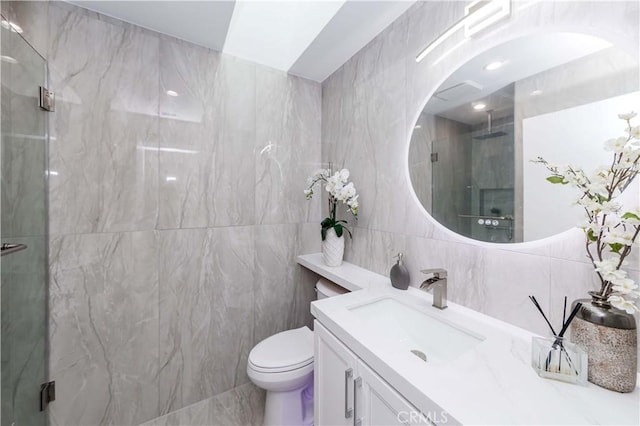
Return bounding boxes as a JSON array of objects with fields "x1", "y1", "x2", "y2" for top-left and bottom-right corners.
[
  {"x1": 431, "y1": 121, "x2": 515, "y2": 243},
  {"x1": 1, "y1": 15, "x2": 49, "y2": 426}
]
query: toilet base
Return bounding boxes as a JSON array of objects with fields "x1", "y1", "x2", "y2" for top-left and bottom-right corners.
[{"x1": 263, "y1": 378, "x2": 314, "y2": 426}]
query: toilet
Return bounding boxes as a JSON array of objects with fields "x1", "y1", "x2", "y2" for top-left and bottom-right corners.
[{"x1": 247, "y1": 278, "x2": 348, "y2": 426}]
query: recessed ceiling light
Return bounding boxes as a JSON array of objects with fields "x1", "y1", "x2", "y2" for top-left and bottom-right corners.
[
  {"x1": 484, "y1": 61, "x2": 504, "y2": 71},
  {"x1": 530, "y1": 89, "x2": 543, "y2": 96},
  {"x1": 166, "y1": 90, "x2": 178, "y2": 97},
  {"x1": 473, "y1": 103, "x2": 487, "y2": 111},
  {"x1": 1, "y1": 20, "x2": 23, "y2": 33},
  {"x1": 414, "y1": 124, "x2": 422, "y2": 129},
  {"x1": 0, "y1": 55, "x2": 18, "y2": 64},
  {"x1": 166, "y1": 176, "x2": 177, "y2": 182}
]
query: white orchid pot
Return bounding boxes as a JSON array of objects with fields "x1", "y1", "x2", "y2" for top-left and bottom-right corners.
[{"x1": 322, "y1": 227, "x2": 344, "y2": 267}]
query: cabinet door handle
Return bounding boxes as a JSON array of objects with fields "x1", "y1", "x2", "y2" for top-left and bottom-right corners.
[
  {"x1": 344, "y1": 368, "x2": 354, "y2": 418},
  {"x1": 353, "y1": 376, "x2": 362, "y2": 426}
]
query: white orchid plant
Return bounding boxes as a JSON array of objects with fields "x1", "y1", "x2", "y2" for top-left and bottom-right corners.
[
  {"x1": 534, "y1": 112, "x2": 640, "y2": 314},
  {"x1": 305, "y1": 168, "x2": 359, "y2": 240}
]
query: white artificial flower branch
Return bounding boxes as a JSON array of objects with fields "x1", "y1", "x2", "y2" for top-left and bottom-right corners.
[{"x1": 533, "y1": 112, "x2": 640, "y2": 314}]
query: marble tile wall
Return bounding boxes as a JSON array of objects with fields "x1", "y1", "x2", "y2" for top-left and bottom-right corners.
[
  {"x1": 5, "y1": 1, "x2": 322, "y2": 425},
  {"x1": 324, "y1": 0, "x2": 639, "y2": 339},
  {"x1": 49, "y1": 231, "x2": 160, "y2": 426}
]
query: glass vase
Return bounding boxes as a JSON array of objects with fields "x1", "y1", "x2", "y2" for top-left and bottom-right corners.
[{"x1": 531, "y1": 336, "x2": 588, "y2": 385}]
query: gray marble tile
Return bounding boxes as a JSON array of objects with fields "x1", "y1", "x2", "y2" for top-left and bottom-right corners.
[
  {"x1": 439, "y1": 242, "x2": 488, "y2": 312},
  {"x1": 320, "y1": 72, "x2": 342, "y2": 166},
  {"x1": 158, "y1": 226, "x2": 255, "y2": 414},
  {"x1": 254, "y1": 224, "x2": 317, "y2": 345},
  {"x1": 332, "y1": 76, "x2": 407, "y2": 234},
  {"x1": 341, "y1": 10, "x2": 408, "y2": 89},
  {"x1": 141, "y1": 383, "x2": 265, "y2": 426},
  {"x1": 49, "y1": 103, "x2": 159, "y2": 235},
  {"x1": 48, "y1": 2, "x2": 158, "y2": 114},
  {"x1": 47, "y1": 2, "x2": 159, "y2": 235},
  {"x1": 548, "y1": 259, "x2": 600, "y2": 329},
  {"x1": 406, "y1": 236, "x2": 488, "y2": 310},
  {"x1": 255, "y1": 67, "x2": 322, "y2": 225},
  {"x1": 345, "y1": 226, "x2": 407, "y2": 279},
  {"x1": 157, "y1": 40, "x2": 256, "y2": 229},
  {"x1": 478, "y1": 248, "x2": 552, "y2": 336},
  {"x1": 297, "y1": 222, "x2": 323, "y2": 255},
  {"x1": 49, "y1": 231, "x2": 159, "y2": 426}
]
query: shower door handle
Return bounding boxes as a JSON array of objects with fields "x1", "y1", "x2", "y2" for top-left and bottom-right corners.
[{"x1": 1, "y1": 243, "x2": 27, "y2": 256}]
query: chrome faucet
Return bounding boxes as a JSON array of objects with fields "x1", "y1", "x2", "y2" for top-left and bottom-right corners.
[{"x1": 420, "y1": 269, "x2": 448, "y2": 309}]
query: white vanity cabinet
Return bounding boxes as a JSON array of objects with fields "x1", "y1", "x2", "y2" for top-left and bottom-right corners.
[
  {"x1": 315, "y1": 321, "x2": 432, "y2": 426},
  {"x1": 314, "y1": 320, "x2": 359, "y2": 426}
]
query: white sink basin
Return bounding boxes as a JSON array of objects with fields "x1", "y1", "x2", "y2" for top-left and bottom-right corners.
[{"x1": 349, "y1": 298, "x2": 484, "y2": 363}]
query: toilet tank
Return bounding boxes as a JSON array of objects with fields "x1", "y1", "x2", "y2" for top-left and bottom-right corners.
[{"x1": 315, "y1": 278, "x2": 348, "y2": 300}]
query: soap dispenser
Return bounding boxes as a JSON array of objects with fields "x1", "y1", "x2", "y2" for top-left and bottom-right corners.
[{"x1": 390, "y1": 253, "x2": 410, "y2": 290}]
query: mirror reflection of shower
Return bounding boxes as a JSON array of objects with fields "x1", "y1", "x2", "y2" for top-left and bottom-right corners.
[
  {"x1": 474, "y1": 110, "x2": 508, "y2": 140},
  {"x1": 431, "y1": 84, "x2": 515, "y2": 243}
]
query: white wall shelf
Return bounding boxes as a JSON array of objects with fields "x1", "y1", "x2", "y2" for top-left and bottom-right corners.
[{"x1": 296, "y1": 253, "x2": 390, "y2": 292}]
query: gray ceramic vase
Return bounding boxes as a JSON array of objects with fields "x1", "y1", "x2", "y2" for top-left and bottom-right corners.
[{"x1": 570, "y1": 292, "x2": 637, "y2": 393}]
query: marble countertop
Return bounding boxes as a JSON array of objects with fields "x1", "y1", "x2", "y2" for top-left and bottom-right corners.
[{"x1": 297, "y1": 253, "x2": 640, "y2": 425}]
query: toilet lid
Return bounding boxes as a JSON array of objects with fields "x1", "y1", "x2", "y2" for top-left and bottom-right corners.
[{"x1": 249, "y1": 326, "x2": 313, "y2": 372}]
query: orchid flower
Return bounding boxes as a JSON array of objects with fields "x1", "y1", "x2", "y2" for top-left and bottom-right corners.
[{"x1": 534, "y1": 112, "x2": 640, "y2": 311}]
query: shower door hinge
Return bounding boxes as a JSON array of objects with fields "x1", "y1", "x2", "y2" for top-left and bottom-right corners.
[
  {"x1": 39, "y1": 86, "x2": 55, "y2": 112},
  {"x1": 430, "y1": 152, "x2": 439, "y2": 162},
  {"x1": 39, "y1": 381, "x2": 55, "y2": 411}
]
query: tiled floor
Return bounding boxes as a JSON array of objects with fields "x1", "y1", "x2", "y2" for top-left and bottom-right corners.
[{"x1": 141, "y1": 383, "x2": 265, "y2": 426}]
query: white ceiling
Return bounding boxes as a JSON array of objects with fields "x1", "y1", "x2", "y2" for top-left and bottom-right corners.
[{"x1": 66, "y1": 0, "x2": 415, "y2": 82}]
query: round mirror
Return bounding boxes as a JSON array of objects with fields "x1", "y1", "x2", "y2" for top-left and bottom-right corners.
[{"x1": 409, "y1": 32, "x2": 640, "y2": 243}]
